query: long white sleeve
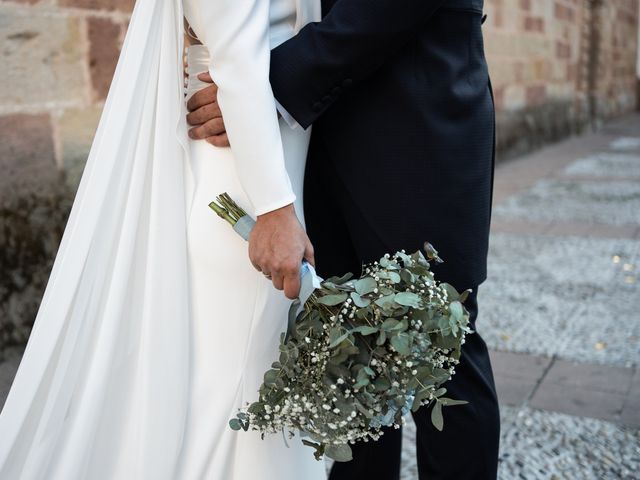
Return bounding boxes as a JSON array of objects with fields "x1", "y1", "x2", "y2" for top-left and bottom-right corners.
[{"x1": 183, "y1": 0, "x2": 296, "y2": 216}]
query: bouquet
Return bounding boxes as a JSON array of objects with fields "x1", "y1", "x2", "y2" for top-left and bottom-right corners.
[{"x1": 209, "y1": 194, "x2": 472, "y2": 462}]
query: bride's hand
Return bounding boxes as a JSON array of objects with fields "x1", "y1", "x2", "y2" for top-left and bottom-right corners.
[
  {"x1": 186, "y1": 72, "x2": 231, "y2": 147},
  {"x1": 249, "y1": 204, "x2": 315, "y2": 300}
]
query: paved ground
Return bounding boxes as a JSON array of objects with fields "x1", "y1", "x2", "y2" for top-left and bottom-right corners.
[
  {"x1": 1, "y1": 115, "x2": 640, "y2": 478},
  {"x1": 402, "y1": 114, "x2": 640, "y2": 480}
]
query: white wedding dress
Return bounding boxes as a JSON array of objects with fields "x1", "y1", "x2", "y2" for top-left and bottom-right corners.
[{"x1": 0, "y1": 0, "x2": 326, "y2": 477}]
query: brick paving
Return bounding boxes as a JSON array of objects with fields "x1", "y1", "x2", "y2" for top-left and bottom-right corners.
[{"x1": 1, "y1": 115, "x2": 640, "y2": 478}]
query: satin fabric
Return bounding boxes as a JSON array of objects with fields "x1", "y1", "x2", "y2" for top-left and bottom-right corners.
[
  {"x1": 172, "y1": 42, "x2": 324, "y2": 478},
  {"x1": 0, "y1": 0, "x2": 324, "y2": 478}
]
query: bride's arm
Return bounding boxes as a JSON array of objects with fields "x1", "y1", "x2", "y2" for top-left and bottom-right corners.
[{"x1": 185, "y1": 0, "x2": 295, "y2": 216}]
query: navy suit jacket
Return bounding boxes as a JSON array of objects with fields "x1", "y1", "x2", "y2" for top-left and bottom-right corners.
[{"x1": 270, "y1": 0, "x2": 495, "y2": 290}]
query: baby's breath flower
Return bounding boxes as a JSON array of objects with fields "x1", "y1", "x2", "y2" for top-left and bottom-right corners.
[{"x1": 229, "y1": 248, "x2": 469, "y2": 463}]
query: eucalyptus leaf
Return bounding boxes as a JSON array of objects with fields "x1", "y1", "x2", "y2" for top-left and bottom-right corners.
[
  {"x1": 379, "y1": 286, "x2": 395, "y2": 296},
  {"x1": 423, "y1": 242, "x2": 443, "y2": 263},
  {"x1": 374, "y1": 377, "x2": 391, "y2": 391},
  {"x1": 390, "y1": 332, "x2": 412, "y2": 355},
  {"x1": 381, "y1": 318, "x2": 400, "y2": 331},
  {"x1": 439, "y1": 397, "x2": 468, "y2": 407},
  {"x1": 325, "y1": 272, "x2": 354, "y2": 285},
  {"x1": 411, "y1": 388, "x2": 432, "y2": 411},
  {"x1": 431, "y1": 401, "x2": 444, "y2": 431},
  {"x1": 317, "y1": 293, "x2": 349, "y2": 306},
  {"x1": 355, "y1": 277, "x2": 378, "y2": 295},
  {"x1": 391, "y1": 318, "x2": 409, "y2": 332},
  {"x1": 400, "y1": 269, "x2": 415, "y2": 284},
  {"x1": 329, "y1": 332, "x2": 351, "y2": 348},
  {"x1": 351, "y1": 325, "x2": 378, "y2": 336},
  {"x1": 229, "y1": 418, "x2": 242, "y2": 431},
  {"x1": 353, "y1": 378, "x2": 370, "y2": 389},
  {"x1": 434, "y1": 387, "x2": 447, "y2": 397},
  {"x1": 459, "y1": 288, "x2": 471, "y2": 303},
  {"x1": 374, "y1": 294, "x2": 397, "y2": 309},
  {"x1": 441, "y1": 283, "x2": 460, "y2": 301},
  {"x1": 387, "y1": 271, "x2": 401, "y2": 283},
  {"x1": 263, "y1": 369, "x2": 279, "y2": 387},
  {"x1": 449, "y1": 301, "x2": 464, "y2": 322},
  {"x1": 325, "y1": 444, "x2": 353, "y2": 462},
  {"x1": 395, "y1": 292, "x2": 422, "y2": 308},
  {"x1": 354, "y1": 401, "x2": 374, "y2": 419},
  {"x1": 350, "y1": 292, "x2": 371, "y2": 308}
]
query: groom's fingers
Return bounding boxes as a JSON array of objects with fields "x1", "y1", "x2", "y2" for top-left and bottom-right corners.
[
  {"x1": 186, "y1": 84, "x2": 218, "y2": 112},
  {"x1": 187, "y1": 103, "x2": 221, "y2": 126},
  {"x1": 188, "y1": 118, "x2": 226, "y2": 140},
  {"x1": 197, "y1": 71, "x2": 214, "y2": 83},
  {"x1": 206, "y1": 133, "x2": 230, "y2": 148},
  {"x1": 271, "y1": 273, "x2": 285, "y2": 291},
  {"x1": 283, "y1": 271, "x2": 301, "y2": 300}
]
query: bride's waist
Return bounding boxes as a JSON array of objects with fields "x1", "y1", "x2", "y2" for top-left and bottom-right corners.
[
  {"x1": 185, "y1": 26, "x2": 294, "y2": 73},
  {"x1": 184, "y1": 27, "x2": 293, "y2": 100}
]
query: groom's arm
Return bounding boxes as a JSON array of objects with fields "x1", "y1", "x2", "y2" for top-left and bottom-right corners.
[{"x1": 270, "y1": 0, "x2": 447, "y2": 129}]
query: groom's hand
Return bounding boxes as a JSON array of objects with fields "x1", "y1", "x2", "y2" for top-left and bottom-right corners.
[
  {"x1": 186, "y1": 72, "x2": 230, "y2": 147},
  {"x1": 249, "y1": 204, "x2": 315, "y2": 300}
]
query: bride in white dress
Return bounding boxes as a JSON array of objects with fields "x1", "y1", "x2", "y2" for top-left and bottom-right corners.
[{"x1": 0, "y1": 0, "x2": 327, "y2": 478}]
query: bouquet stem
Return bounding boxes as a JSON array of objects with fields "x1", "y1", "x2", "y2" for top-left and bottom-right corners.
[{"x1": 208, "y1": 193, "x2": 248, "y2": 226}]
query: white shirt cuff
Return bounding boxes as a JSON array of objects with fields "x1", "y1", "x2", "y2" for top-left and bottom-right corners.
[{"x1": 275, "y1": 99, "x2": 301, "y2": 130}]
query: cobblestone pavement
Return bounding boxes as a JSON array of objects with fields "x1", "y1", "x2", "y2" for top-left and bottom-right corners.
[
  {"x1": 401, "y1": 114, "x2": 640, "y2": 480},
  {"x1": 1, "y1": 115, "x2": 640, "y2": 479}
]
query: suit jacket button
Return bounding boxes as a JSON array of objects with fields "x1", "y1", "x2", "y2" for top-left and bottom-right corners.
[
  {"x1": 342, "y1": 78, "x2": 353, "y2": 88},
  {"x1": 312, "y1": 101, "x2": 323, "y2": 112},
  {"x1": 322, "y1": 95, "x2": 331, "y2": 103},
  {"x1": 332, "y1": 86, "x2": 341, "y2": 95}
]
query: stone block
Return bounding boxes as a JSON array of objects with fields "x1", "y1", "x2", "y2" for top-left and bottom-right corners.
[
  {"x1": 490, "y1": 350, "x2": 553, "y2": 380},
  {"x1": 494, "y1": 374, "x2": 535, "y2": 406},
  {"x1": 619, "y1": 394, "x2": 640, "y2": 428},
  {"x1": 530, "y1": 382, "x2": 626, "y2": 422},
  {"x1": 490, "y1": 351, "x2": 552, "y2": 406},
  {"x1": 87, "y1": 17, "x2": 123, "y2": 101},
  {"x1": 0, "y1": 7, "x2": 86, "y2": 108},
  {"x1": 58, "y1": 0, "x2": 134, "y2": 12},
  {"x1": 0, "y1": 113, "x2": 57, "y2": 193},
  {"x1": 0, "y1": 0, "x2": 40, "y2": 4},
  {"x1": 543, "y1": 360, "x2": 634, "y2": 395},
  {"x1": 55, "y1": 106, "x2": 102, "y2": 188}
]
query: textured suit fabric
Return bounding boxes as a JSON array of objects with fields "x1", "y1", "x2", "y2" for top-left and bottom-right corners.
[
  {"x1": 271, "y1": 1, "x2": 500, "y2": 478},
  {"x1": 303, "y1": 136, "x2": 500, "y2": 479},
  {"x1": 271, "y1": 0, "x2": 495, "y2": 290}
]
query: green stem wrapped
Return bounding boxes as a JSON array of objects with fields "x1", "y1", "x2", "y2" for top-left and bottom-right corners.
[{"x1": 208, "y1": 192, "x2": 249, "y2": 226}]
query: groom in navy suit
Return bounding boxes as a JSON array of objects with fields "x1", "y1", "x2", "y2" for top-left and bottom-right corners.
[{"x1": 186, "y1": 0, "x2": 500, "y2": 478}]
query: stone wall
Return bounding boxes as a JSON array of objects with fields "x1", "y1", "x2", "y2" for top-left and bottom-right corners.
[
  {"x1": 0, "y1": 0, "x2": 132, "y2": 351},
  {"x1": 484, "y1": 0, "x2": 639, "y2": 158},
  {"x1": 0, "y1": 0, "x2": 638, "y2": 352},
  {"x1": 0, "y1": 0, "x2": 132, "y2": 191},
  {"x1": 0, "y1": 0, "x2": 637, "y2": 184}
]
